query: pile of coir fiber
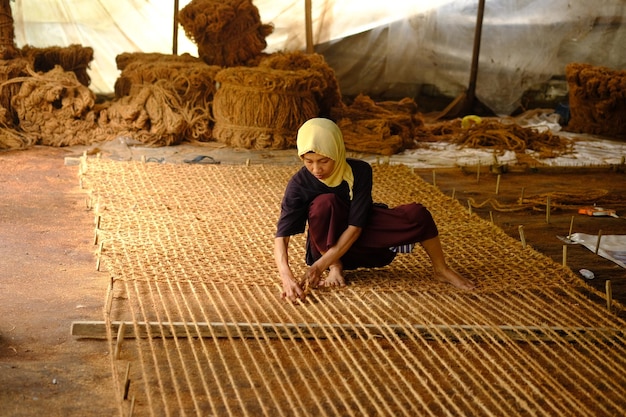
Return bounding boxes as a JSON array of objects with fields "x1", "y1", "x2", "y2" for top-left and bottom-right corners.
[
  {"x1": 416, "y1": 117, "x2": 572, "y2": 158},
  {"x1": 212, "y1": 66, "x2": 325, "y2": 149},
  {"x1": 259, "y1": 51, "x2": 343, "y2": 119},
  {"x1": 565, "y1": 63, "x2": 626, "y2": 138},
  {"x1": 21, "y1": 44, "x2": 94, "y2": 87},
  {"x1": 113, "y1": 52, "x2": 221, "y2": 142},
  {"x1": 178, "y1": 0, "x2": 273, "y2": 67},
  {"x1": 0, "y1": 59, "x2": 34, "y2": 150},
  {"x1": 98, "y1": 82, "x2": 189, "y2": 147},
  {"x1": 115, "y1": 52, "x2": 201, "y2": 72},
  {"x1": 9, "y1": 65, "x2": 100, "y2": 147},
  {"x1": 331, "y1": 94, "x2": 424, "y2": 156}
]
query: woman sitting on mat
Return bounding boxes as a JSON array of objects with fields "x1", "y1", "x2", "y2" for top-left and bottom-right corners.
[{"x1": 274, "y1": 118, "x2": 474, "y2": 303}]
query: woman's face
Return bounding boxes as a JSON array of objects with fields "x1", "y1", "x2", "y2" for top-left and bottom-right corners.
[{"x1": 302, "y1": 152, "x2": 335, "y2": 180}]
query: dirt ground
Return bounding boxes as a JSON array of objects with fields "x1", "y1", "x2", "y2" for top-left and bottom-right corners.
[{"x1": 0, "y1": 145, "x2": 624, "y2": 416}]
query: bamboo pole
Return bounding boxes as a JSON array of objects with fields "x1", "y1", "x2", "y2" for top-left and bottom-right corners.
[
  {"x1": 173, "y1": 0, "x2": 179, "y2": 55},
  {"x1": 70, "y1": 321, "x2": 626, "y2": 344},
  {"x1": 305, "y1": 0, "x2": 314, "y2": 54}
]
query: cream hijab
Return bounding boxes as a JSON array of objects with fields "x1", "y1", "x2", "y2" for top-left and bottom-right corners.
[{"x1": 297, "y1": 118, "x2": 354, "y2": 199}]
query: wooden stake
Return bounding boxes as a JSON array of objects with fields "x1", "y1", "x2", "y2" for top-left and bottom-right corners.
[
  {"x1": 451, "y1": 188, "x2": 456, "y2": 199},
  {"x1": 105, "y1": 278, "x2": 114, "y2": 316},
  {"x1": 519, "y1": 187, "x2": 525, "y2": 205},
  {"x1": 562, "y1": 245, "x2": 567, "y2": 267},
  {"x1": 129, "y1": 396, "x2": 136, "y2": 416},
  {"x1": 467, "y1": 200, "x2": 473, "y2": 217},
  {"x1": 115, "y1": 322, "x2": 126, "y2": 359},
  {"x1": 93, "y1": 215, "x2": 101, "y2": 245},
  {"x1": 489, "y1": 211, "x2": 494, "y2": 224},
  {"x1": 518, "y1": 225, "x2": 526, "y2": 249},
  {"x1": 96, "y1": 241, "x2": 104, "y2": 271},
  {"x1": 123, "y1": 362, "x2": 131, "y2": 400},
  {"x1": 495, "y1": 174, "x2": 501, "y2": 195},
  {"x1": 568, "y1": 215, "x2": 574, "y2": 239},
  {"x1": 606, "y1": 280, "x2": 612, "y2": 311},
  {"x1": 476, "y1": 160, "x2": 481, "y2": 182},
  {"x1": 432, "y1": 170, "x2": 436, "y2": 187},
  {"x1": 546, "y1": 195, "x2": 551, "y2": 224},
  {"x1": 595, "y1": 229, "x2": 603, "y2": 254}
]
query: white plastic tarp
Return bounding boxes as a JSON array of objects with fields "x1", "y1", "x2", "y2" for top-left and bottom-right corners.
[
  {"x1": 569, "y1": 233, "x2": 626, "y2": 269},
  {"x1": 10, "y1": 0, "x2": 626, "y2": 114}
]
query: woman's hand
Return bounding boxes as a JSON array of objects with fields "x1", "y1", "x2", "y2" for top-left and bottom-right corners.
[
  {"x1": 281, "y1": 275, "x2": 306, "y2": 303},
  {"x1": 301, "y1": 264, "x2": 323, "y2": 290},
  {"x1": 275, "y1": 236, "x2": 307, "y2": 303}
]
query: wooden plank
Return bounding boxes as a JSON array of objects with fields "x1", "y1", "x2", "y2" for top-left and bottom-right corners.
[{"x1": 71, "y1": 321, "x2": 625, "y2": 344}]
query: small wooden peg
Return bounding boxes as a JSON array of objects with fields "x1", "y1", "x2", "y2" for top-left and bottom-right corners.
[
  {"x1": 123, "y1": 362, "x2": 131, "y2": 400},
  {"x1": 518, "y1": 225, "x2": 527, "y2": 249},
  {"x1": 562, "y1": 245, "x2": 567, "y2": 267},
  {"x1": 96, "y1": 241, "x2": 104, "y2": 271},
  {"x1": 546, "y1": 196, "x2": 551, "y2": 224},
  {"x1": 115, "y1": 322, "x2": 126, "y2": 359},
  {"x1": 595, "y1": 229, "x2": 603, "y2": 255},
  {"x1": 495, "y1": 174, "x2": 501, "y2": 195},
  {"x1": 606, "y1": 280, "x2": 612, "y2": 311}
]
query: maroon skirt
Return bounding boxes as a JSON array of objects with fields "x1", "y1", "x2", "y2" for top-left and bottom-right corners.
[{"x1": 305, "y1": 194, "x2": 438, "y2": 270}]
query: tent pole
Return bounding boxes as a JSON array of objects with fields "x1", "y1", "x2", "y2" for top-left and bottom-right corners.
[
  {"x1": 173, "y1": 0, "x2": 180, "y2": 55},
  {"x1": 429, "y1": 0, "x2": 487, "y2": 121},
  {"x1": 305, "y1": 0, "x2": 314, "y2": 53},
  {"x1": 466, "y1": 0, "x2": 485, "y2": 108}
]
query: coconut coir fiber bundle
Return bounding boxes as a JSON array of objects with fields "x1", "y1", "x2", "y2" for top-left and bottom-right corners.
[
  {"x1": 113, "y1": 54, "x2": 221, "y2": 142},
  {"x1": 178, "y1": 0, "x2": 273, "y2": 67},
  {"x1": 21, "y1": 44, "x2": 94, "y2": 87},
  {"x1": 0, "y1": 58, "x2": 31, "y2": 128},
  {"x1": 565, "y1": 63, "x2": 626, "y2": 138},
  {"x1": 417, "y1": 118, "x2": 572, "y2": 158},
  {"x1": 212, "y1": 66, "x2": 324, "y2": 149},
  {"x1": 10, "y1": 66, "x2": 100, "y2": 147},
  {"x1": 259, "y1": 51, "x2": 343, "y2": 118},
  {"x1": 98, "y1": 82, "x2": 190, "y2": 147},
  {"x1": 332, "y1": 94, "x2": 423, "y2": 155},
  {"x1": 115, "y1": 52, "x2": 201, "y2": 72}
]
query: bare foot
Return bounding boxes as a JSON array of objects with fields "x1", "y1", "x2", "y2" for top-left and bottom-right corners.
[
  {"x1": 320, "y1": 264, "x2": 346, "y2": 287},
  {"x1": 434, "y1": 267, "x2": 475, "y2": 290}
]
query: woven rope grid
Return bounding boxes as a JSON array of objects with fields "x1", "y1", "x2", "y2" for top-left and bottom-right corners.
[{"x1": 79, "y1": 158, "x2": 626, "y2": 417}]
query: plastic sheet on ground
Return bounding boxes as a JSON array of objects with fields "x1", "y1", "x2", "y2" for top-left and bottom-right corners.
[{"x1": 568, "y1": 232, "x2": 626, "y2": 269}]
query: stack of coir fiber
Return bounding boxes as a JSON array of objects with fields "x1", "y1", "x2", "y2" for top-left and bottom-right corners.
[
  {"x1": 21, "y1": 44, "x2": 94, "y2": 87},
  {"x1": 565, "y1": 63, "x2": 626, "y2": 138},
  {"x1": 178, "y1": 0, "x2": 273, "y2": 67},
  {"x1": 104, "y1": 52, "x2": 222, "y2": 144},
  {"x1": 332, "y1": 94, "x2": 423, "y2": 156},
  {"x1": 10, "y1": 66, "x2": 99, "y2": 147},
  {"x1": 212, "y1": 50, "x2": 343, "y2": 150},
  {"x1": 212, "y1": 65, "x2": 326, "y2": 150}
]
